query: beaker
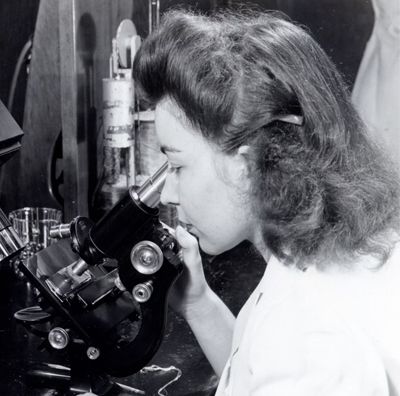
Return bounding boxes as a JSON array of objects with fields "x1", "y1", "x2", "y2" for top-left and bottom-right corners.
[
  {"x1": 8, "y1": 208, "x2": 63, "y2": 277},
  {"x1": 9, "y1": 207, "x2": 63, "y2": 249}
]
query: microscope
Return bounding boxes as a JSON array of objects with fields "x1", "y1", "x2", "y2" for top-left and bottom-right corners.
[{"x1": 15, "y1": 162, "x2": 184, "y2": 394}]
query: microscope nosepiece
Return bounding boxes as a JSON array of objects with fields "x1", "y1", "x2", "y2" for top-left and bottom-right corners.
[{"x1": 0, "y1": 208, "x2": 24, "y2": 264}]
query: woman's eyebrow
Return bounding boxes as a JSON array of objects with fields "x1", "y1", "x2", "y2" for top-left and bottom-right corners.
[{"x1": 160, "y1": 145, "x2": 182, "y2": 154}]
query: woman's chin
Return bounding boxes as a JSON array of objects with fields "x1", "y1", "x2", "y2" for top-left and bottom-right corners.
[{"x1": 198, "y1": 238, "x2": 230, "y2": 257}]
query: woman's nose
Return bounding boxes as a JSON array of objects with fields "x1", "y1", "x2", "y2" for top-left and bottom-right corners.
[{"x1": 160, "y1": 173, "x2": 179, "y2": 206}]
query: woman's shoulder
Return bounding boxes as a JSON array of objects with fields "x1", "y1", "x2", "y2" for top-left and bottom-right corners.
[
  {"x1": 241, "y1": 287, "x2": 391, "y2": 395},
  {"x1": 246, "y1": 310, "x2": 389, "y2": 395},
  {"x1": 239, "y1": 248, "x2": 400, "y2": 394}
]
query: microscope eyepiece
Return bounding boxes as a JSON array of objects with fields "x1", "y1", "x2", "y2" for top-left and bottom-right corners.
[{"x1": 134, "y1": 162, "x2": 168, "y2": 208}]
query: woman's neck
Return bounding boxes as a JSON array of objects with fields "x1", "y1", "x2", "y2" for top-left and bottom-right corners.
[{"x1": 251, "y1": 226, "x2": 272, "y2": 263}]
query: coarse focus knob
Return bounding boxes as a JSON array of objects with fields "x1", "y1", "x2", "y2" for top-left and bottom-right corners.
[{"x1": 130, "y1": 241, "x2": 163, "y2": 275}]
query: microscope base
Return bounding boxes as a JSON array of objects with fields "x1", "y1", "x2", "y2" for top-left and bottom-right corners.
[{"x1": 26, "y1": 362, "x2": 144, "y2": 395}]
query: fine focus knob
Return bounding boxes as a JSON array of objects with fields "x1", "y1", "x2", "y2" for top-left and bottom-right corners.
[
  {"x1": 132, "y1": 281, "x2": 153, "y2": 303},
  {"x1": 130, "y1": 241, "x2": 163, "y2": 275}
]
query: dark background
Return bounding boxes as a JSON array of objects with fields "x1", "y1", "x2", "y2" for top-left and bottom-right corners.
[{"x1": 0, "y1": 0, "x2": 374, "y2": 126}]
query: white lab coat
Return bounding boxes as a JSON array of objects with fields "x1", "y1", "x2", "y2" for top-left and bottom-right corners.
[{"x1": 216, "y1": 240, "x2": 400, "y2": 395}]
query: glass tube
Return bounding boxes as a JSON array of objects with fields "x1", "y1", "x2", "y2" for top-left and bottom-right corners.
[{"x1": 148, "y1": 0, "x2": 160, "y2": 34}]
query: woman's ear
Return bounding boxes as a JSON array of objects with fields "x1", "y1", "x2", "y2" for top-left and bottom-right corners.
[
  {"x1": 227, "y1": 145, "x2": 252, "y2": 187},
  {"x1": 237, "y1": 145, "x2": 252, "y2": 176}
]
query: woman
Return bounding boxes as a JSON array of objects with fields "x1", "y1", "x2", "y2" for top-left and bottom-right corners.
[{"x1": 132, "y1": 9, "x2": 400, "y2": 395}]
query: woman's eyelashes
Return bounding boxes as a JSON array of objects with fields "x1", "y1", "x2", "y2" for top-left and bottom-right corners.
[{"x1": 167, "y1": 164, "x2": 182, "y2": 174}]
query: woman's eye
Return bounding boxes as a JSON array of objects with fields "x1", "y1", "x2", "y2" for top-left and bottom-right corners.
[{"x1": 168, "y1": 165, "x2": 181, "y2": 174}]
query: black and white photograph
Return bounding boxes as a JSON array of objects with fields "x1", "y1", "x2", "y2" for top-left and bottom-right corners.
[{"x1": 0, "y1": 0, "x2": 399, "y2": 395}]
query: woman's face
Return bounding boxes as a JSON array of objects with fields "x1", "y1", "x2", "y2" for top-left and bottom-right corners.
[{"x1": 155, "y1": 98, "x2": 254, "y2": 255}]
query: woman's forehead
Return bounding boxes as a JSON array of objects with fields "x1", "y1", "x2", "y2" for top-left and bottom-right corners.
[
  {"x1": 155, "y1": 100, "x2": 202, "y2": 143},
  {"x1": 155, "y1": 97, "x2": 225, "y2": 158},
  {"x1": 156, "y1": 97, "x2": 190, "y2": 126}
]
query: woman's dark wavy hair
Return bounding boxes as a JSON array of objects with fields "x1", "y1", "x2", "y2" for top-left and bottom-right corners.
[{"x1": 133, "y1": 9, "x2": 400, "y2": 268}]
